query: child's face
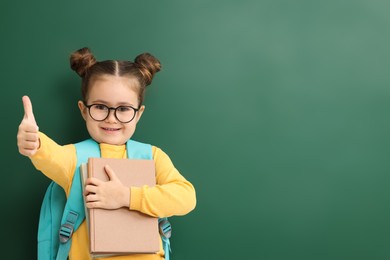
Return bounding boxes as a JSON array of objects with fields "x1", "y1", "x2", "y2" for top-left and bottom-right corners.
[{"x1": 78, "y1": 75, "x2": 144, "y2": 145}]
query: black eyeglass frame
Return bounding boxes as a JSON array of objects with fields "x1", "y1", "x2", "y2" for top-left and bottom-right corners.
[{"x1": 84, "y1": 103, "x2": 140, "y2": 123}]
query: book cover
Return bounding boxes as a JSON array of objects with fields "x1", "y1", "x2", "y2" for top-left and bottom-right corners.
[{"x1": 82, "y1": 157, "x2": 160, "y2": 256}]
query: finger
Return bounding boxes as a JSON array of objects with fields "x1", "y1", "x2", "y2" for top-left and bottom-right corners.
[
  {"x1": 17, "y1": 131, "x2": 39, "y2": 142},
  {"x1": 17, "y1": 128, "x2": 39, "y2": 143},
  {"x1": 86, "y1": 201, "x2": 101, "y2": 209},
  {"x1": 19, "y1": 120, "x2": 39, "y2": 132},
  {"x1": 17, "y1": 132, "x2": 39, "y2": 150},
  {"x1": 18, "y1": 139, "x2": 39, "y2": 150},
  {"x1": 22, "y1": 95, "x2": 36, "y2": 123},
  {"x1": 84, "y1": 184, "x2": 98, "y2": 195},
  {"x1": 18, "y1": 148, "x2": 38, "y2": 157},
  {"x1": 85, "y1": 177, "x2": 103, "y2": 186},
  {"x1": 85, "y1": 193, "x2": 99, "y2": 203},
  {"x1": 104, "y1": 165, "x2": 118, "y2": 181},
  {"x1": 24, "y1": 132, "x2": 39, "y2": 142}
]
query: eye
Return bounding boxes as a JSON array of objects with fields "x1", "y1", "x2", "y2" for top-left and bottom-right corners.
[
  {"x1": 93, "y1": 104, "x2": 108, "y2": 111},
  {"x1": 117, "y1": 106, "x2": 132, "y2": 112}
]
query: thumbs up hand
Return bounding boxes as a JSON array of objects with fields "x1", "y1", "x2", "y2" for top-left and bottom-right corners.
[{"x1": 17, "y1": 96, "x2": 40, "y2": 157}]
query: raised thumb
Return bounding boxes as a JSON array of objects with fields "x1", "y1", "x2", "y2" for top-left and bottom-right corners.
[{"x1": 22, "y1": 95, "x2": 37, "y2": 124}]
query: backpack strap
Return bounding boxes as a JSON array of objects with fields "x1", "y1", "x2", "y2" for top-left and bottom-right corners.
[
  {"x1": 159, "y1": 218, "x2": 172, "y2": 260},
  {"x1": 38, "y1": 182, "x2": 67, "y2": 260},
  {"x1": 126, "y1": 139, "x2": 152, "y2": 159},
  {"x1": 56, "y1": 139, "x2": 100, "y2": 260}
]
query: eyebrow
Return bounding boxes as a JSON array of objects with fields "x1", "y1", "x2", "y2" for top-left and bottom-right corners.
[{"x1": 91, "y1": 99, "x2": 137, "y2": 107}]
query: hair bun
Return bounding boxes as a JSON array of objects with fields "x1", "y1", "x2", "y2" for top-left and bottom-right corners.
[
  {"x1": 134, "y1": 53, "x2": 161, "y2": 86},
  {"x1": 70, "y1": 47, "x2": 97, "y2": 77}
]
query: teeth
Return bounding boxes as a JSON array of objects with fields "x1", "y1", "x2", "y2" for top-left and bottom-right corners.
[{"x1": 103, "y1": 127, "x2": 118, "y2": 131}]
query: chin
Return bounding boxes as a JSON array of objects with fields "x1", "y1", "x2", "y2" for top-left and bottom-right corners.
[{"x1": 91, "y1": 136, "x2": 125, "y2": 145}]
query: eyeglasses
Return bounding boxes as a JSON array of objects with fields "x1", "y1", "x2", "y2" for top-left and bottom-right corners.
[{"x1": 84, "y1": 103, "x2": 140, "y2": 123}]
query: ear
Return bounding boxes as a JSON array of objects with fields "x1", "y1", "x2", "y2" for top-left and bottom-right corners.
[
  {"x1": 78, "y1": 101, "x2": 88, "y2": 121},
  {"x1": 135, "y1": 105, "x2": 145, "y2": 123}
]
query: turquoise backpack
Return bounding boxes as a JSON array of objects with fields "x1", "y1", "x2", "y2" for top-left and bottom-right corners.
[{"x1": 37, "y1": 139, "x2": 172, "y2": 260}]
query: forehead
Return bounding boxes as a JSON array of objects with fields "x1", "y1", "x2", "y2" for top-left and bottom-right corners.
[{"x1": 87, "y1": 75, "x2": 140, "y2": 104}]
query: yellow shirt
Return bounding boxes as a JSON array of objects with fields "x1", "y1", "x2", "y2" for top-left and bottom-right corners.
[{"x1": 31, "y1": 132, "x2": 196, "y2": 260}]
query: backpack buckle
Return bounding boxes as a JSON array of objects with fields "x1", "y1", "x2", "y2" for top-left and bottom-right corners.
[
  {"x1": 159, "y1": 218, "x2": 172, "y2": 239},
  {"x1": 59, "y1": 211, "x2": 78, "y2": 243},
  {"x1": 59, "y1": 223, "x2": 74, "y2": 243}
]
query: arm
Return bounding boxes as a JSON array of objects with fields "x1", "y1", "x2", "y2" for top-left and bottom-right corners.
[
  {"x1": 130, "y1": 147, "x2": 197, "y2": 218},
  {"x1": 30, "y1": 132, "x2": 77, "y2": 193},
  {"x1": 17, "y1": 96, "x2": 76, "y2": 193}
]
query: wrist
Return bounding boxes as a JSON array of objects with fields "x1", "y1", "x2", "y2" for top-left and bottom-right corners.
[{"x1": 123, "y1": 186, "x2": 131, "y2": 208}]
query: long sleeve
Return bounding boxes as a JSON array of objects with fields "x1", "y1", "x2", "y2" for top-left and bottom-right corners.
[
  {"x1": 130, "y1": 146, "x2": 197, "y2": 217},
  {"x1": 30, "y1": 132, "x2": 77, "y2": 193}
]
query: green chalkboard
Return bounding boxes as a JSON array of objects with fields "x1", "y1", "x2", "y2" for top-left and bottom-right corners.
[{"x1": 3, "y1": 0, "x2": 390, "y2": 259}]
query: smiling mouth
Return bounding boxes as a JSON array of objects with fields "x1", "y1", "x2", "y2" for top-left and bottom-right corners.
[{"x1": 102, "y1": 127, "x2": 120, "y2": 132}]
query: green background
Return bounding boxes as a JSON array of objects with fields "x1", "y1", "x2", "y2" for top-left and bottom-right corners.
[{"x1": 2, "y1": 0, "x2": 390, "y2": 259}]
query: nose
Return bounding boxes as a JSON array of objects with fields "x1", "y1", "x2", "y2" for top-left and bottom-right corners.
[{"x1": 105, "y1": 108, "x2": 117, "y2": 122}]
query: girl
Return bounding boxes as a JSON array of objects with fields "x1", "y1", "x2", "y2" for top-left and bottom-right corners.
[{"x1": 17, "y1": 47, "x2": 196, "y2": 260}]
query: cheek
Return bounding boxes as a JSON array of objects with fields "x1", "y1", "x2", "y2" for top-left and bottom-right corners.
[
  {"x1": 85, "y1": 119, "x2": 99, "y2": 135},
  {"x1": 124, "y1": 122, "x2": 138, "y2": 136},
  {"x1": 126, "y1": 122, "x2": 136, "y2": 132},
  {"x1": 85, "y1": 121, "x2": 94, "y2": 134}
]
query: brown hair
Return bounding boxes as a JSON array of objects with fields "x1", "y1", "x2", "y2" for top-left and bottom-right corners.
[{"x1": 70, "y1": 47, "x2": 161, "y2": 106}]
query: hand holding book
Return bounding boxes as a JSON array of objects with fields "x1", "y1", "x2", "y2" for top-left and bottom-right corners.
[{"x1": 84, "y1": 164, "x2": 130, "y2": 209}]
